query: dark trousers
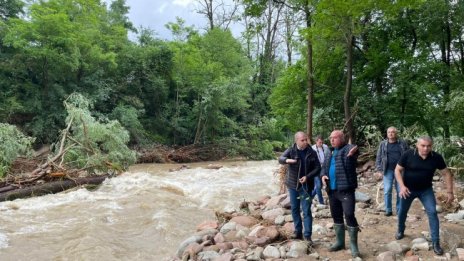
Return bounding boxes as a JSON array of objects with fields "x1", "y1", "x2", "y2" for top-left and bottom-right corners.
[{"x1": 328, "y1": 189, "x2": 359, "y2": 227}]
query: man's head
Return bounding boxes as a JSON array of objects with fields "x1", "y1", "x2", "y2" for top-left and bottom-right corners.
[
  {"x1": 294, "y1": 131, "x2": 309, "y2": 149},
  {"x1": 315, "y1": 135, "x2": 324, "y2": 147},
  {"x1": 416, "y1": 136, "x2": 433, "y2": 157},
  {"x1": 387, "y1": 126, "x2": 398, "y2": 141},
  {"x1": 329, "y1": 130, "x2": 345, "y2": 148}
]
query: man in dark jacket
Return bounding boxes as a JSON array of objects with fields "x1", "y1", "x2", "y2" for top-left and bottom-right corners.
[
  {"x1": 375, "y1": 126, "x2": 409, "y2": 216},
  {"x1": 321, "y1": 130, "x2": 360, "y2": 258},
  {"x1": 279, "y1": 131, "x2": 320, "y2": 243}
]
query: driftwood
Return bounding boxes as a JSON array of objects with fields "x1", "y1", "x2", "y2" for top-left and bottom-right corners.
[{"x1": 0, "y1": 175, "x2": 108, "y2": 202}]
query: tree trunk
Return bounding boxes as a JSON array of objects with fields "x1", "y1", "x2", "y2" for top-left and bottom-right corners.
[
  {"x1": 305, "y1": 5, "x2": 314, "y2": 141},
  {"x1": 0, "y1": 175, "x2": 109, "y2": 202},
  {"x1": 344, "y1": 24, "x2": 355, "y2": 144}
]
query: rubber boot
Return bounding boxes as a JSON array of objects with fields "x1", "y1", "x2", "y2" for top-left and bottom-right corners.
[
  {"x1": 347, "y1": 226, "x2": 360, "y2": 258},
  {"x1": 329, "y1": 223, "x2": 345, "y2": 251}
]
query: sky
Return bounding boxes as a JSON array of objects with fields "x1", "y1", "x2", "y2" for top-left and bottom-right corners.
[{"x1": 118, "y1": 0, "x2": 212, "y2": 40}]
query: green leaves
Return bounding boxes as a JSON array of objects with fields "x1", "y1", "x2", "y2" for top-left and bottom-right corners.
[{"x1": 0, "y1": 123, "x2": 35, "y2": 177}]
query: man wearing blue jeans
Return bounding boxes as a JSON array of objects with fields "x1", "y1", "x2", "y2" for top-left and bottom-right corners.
[
  {"x1": 375, "y1": 127, "x2": 409, "y2": 216},
  {"x1": 279, "y1": 131, "x2": 321, "y2": 243},
  {"x1": 395, "y1": 136, "x2": 455, "y2": 256}
]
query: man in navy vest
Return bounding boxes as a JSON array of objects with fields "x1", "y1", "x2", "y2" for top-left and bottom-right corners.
[{"x1": 321, "y1": 130, "x2": 360, "y2": 258}]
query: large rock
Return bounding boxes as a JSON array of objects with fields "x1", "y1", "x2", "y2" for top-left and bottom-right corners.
[
  {"x1": 376, "y1": 251, "x2": 396, "y2": 261},
  {"x1": 263, "y1": 245, "x2": 281, "y2": 258},
  {"x1": 213, "y1": 252, "x2": 233, "y2": 261},
  {"x1": 265, "y1": 194, "x2": 287, "y2": 210},
  {"x1": 286, "y1": 241, "x2": 308, "y2": 258},
  {"x1": 230, "y1": 216, "x2": 258, "y2": 227},
  {"x1": 220, "y1": 221, "x2": 237, "y2": 234},
  {"x1": 261, "y1": 207, "x2": 285, "y2": 222},
  {"x1": 456, "y1": 248, "x2": 464, "y2": 261},
  {"x1": 197, "y1": 220, "x2": 219, "y2": 231},
  {"x1": 198, "y1": 250, "x2": 220, "y2": 261},
  {"x1": 176, "y1": 235, "x2": 204, "y2": 258},
  {"x1": 245, "y1": 246, "x2": 264, "y2": 261},
  {"x1": 355, "y1": 191, "x2": 371, "y2": 203}
]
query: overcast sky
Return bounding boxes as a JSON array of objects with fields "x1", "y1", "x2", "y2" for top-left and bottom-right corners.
[{"x1": 119, "y1": 0, "x2": 211, "y2": 40}]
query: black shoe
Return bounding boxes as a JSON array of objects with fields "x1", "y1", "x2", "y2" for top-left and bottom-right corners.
[
  {"x1": 304, "y1": 237, "x2": 313, "y2": 245},
  {"x1": 290, "y1": 233, "x2": 303, "y2": 240},
  {"x1": 433, "y1": 242, "x2": 444, "y2": 255},
  {"x1": 395, "y1": 231, "x2": 404, "y2": 240},
  {"x1": 385, "y1": 212, "x2": 392, "y2": 217}
]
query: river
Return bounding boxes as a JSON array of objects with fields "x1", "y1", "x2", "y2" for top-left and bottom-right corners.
[{"x1": 0, "y1": 160, "x2": 280, "y2": 260}]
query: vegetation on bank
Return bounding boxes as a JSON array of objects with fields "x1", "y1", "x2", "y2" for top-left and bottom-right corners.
[{"x1": 1, "y1": 0, "x2": 464, "y2": 179}]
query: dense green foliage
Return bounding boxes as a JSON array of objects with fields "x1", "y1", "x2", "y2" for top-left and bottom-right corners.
[
  {"x1": 0, "y1": 123, "x2": 35, "y2": 177},
  {"x1": 58, "y1": 93, "x2": 136, "y2": 173},
  {"x1": 0, "y1": 0, "x2": 463, "y2": 168}
]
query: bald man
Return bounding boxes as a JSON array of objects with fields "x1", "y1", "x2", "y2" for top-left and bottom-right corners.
[{"x1": 321, "y1": 130, "x2": 360, "y2": 258}]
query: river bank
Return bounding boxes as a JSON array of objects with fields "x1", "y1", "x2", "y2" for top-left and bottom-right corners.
[{"x1": 170, "y1": 163, "x2": 464, "y2": 260}]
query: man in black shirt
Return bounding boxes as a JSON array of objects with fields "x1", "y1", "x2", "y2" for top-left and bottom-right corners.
[{"x1": 394, "y1": 136, "x2": 455, "y2": 255}]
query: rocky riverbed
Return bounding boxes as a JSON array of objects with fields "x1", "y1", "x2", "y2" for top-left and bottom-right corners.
[{"x1": 169, "y1": 164, "x2": 464, "y2": 261}]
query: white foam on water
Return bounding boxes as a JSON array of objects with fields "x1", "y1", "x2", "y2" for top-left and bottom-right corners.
[
  {"x1": 0, "y1": 160, "x2": 281, "y2": 260},
  {"x1": 163, "y1": 160, "x2": 280, "y2": 211},
  {"x1": 152, "y1": 210, "x2": 170, "y2": 230},
  {"x1": 0, "y1": 233, "x2": 9, "y2": 249}
]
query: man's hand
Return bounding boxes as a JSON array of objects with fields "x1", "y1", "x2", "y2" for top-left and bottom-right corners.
[
  {"x1": 348, "y1": 145, "x2": 358, "y2": 157},
  {"x1": 398, "y1": 185, "x2": 411, "y2": 199},
  {"x1": 446, "y1": 192, "x2": 455, "y2": 204},
  {"x1": 321, "y1": 176, "x2": 328, "y2": 186},
  {"x1": 299, "y1": 176, "x2": 307, "y2": 184},
  {"x1": 286, "y1": 159, "x2": 297, "y2": 164}
]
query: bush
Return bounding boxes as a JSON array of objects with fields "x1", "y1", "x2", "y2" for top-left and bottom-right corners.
[{"x1": 0, "y1": 123, "x2": 35, "y2": 177}]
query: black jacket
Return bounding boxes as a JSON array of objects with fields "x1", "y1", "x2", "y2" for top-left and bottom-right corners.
[{"x1": 278, "y1": 144, "x2": 321, "y2": 190}]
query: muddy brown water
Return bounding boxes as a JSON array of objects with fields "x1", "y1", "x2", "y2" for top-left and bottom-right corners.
[{"x1": 0, "y1": 160, "x2": 280, "y2": 260}]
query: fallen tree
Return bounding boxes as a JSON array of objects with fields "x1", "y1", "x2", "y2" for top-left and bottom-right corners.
[
  {"x1": 0, "y1": 93, "x2": 136, "y2": 202},
  {"x1": 0, "y1": 175, "x2": 109, "y2": 202}
]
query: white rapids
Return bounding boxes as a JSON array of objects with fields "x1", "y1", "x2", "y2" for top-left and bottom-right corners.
[{"x1": 0, "y1": 160, "x2": 280, "y2": 260}]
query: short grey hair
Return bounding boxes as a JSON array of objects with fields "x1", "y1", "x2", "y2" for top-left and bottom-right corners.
[
  {"x1": 294, "y1": 131, "x2": 307, "y2": 141},
  {"x1": 417, "y1": 136, "x2": 433, "y2": 144}
]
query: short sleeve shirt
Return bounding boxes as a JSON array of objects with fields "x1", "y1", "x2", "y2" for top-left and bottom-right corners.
[{"x1": 397, "y1": 149, "x2": 447, "y2": 191}]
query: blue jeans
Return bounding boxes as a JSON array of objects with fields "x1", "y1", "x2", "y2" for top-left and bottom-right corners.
[
  {"x1": 383, "y1": 169, "x2": 399, "y2": 213},
  {"x1": 397, "y1": 187, "x2": 440, "y2": 242},
  {"x1": 288, "y1": 187, "x2": 313, "y2": 238},
  {"x1": 312, "y1": 175, "x2": 325, "y2": 204}
]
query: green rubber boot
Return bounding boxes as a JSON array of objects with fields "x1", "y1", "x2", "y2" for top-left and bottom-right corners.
[
  {"x1": 347, "y1": 226, "x2": 360, "y2": 258},
  {"x1": 329, "y1": 223, "x2": 345, "y2": 251}
]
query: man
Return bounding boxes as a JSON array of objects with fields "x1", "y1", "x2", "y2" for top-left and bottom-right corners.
[
  {"x1": 279, "y1": 131, "x2": 321, "y2": 243},
  {"x1": 321, "y1": 130, "x2": 360, "y2": 258},
  {"x1": 311, "y1": 135, "x2": 330, "y2": 205},
  {"x1": 395, "y1": 136, "x2": 454, "y2": 255},
  {"x1": 375, "y1": 126, "x2": 409, "y2": 216}
]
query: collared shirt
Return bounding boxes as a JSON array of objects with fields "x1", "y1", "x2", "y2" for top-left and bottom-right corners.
[{"x1": 398, "y1": 149, "x2": 447, "y2": 190}]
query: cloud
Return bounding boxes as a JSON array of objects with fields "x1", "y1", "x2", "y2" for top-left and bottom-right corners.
[
  {"x1": 157, "y1": 3, "x2": 168, "y2": 13},
  {"x1": 172, "y1": 0, "x2": 195, "y2": 8}
]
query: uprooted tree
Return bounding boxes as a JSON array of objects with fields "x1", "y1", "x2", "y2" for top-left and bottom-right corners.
[{"x1": 0, "y1": 92, "x2": 137, "y2": 201}]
